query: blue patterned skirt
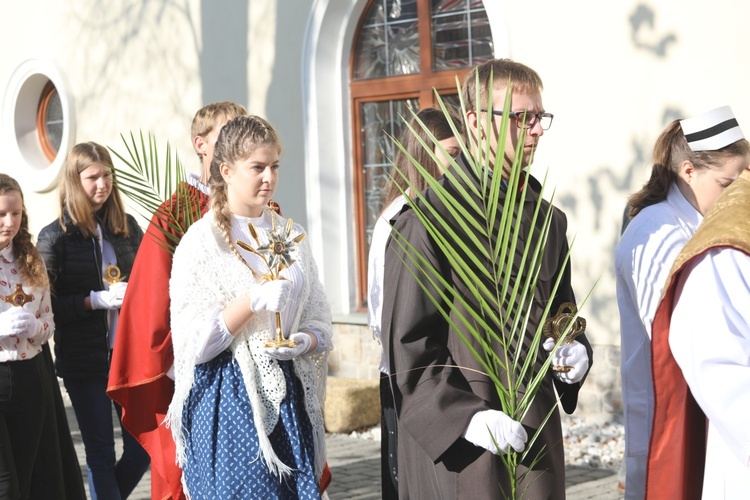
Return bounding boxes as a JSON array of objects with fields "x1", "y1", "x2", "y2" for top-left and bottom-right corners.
[{"x1": 181, "y1": 350, "x2": 320, "y2": 499}]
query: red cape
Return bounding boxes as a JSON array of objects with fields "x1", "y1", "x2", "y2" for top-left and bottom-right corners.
[
  {"x1": 108, "y1": 183, "x2": 208, "y2": 500},
  {"x1": 646, "y1": 269, "x2": 707, "y2": 499},
  {"x1": 646, "y1": 169, "x2": 750, "y2": 498}
]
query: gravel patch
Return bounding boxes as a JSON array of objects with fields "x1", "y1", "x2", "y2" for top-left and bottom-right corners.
[{"x1": 562, "y1": 415, "x2": 624, "y2": 471}]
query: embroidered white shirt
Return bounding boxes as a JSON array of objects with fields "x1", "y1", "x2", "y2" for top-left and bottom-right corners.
[{"x1": 0, "y1": 245, "x2": 54, "y2": 362}]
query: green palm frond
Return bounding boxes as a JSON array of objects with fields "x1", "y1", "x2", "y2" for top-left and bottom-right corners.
[
  {"x1": 387, "y1": 73, "x2": 593, "y2": 498},
  {"x1": 109, "y1": 131, "x2": 203, "y2": 254}
]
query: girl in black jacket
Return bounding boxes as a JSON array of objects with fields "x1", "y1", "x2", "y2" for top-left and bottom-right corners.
[{"x1": 37, "y1": 142, "x2": 149, "y2": 499}]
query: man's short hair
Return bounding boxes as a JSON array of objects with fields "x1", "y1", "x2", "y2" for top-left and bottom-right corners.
[
  {"x1": 191, "y1": 101, "x2": 247, "y2": 142},
  {"x1": 462, "y1": 59, "x2": 543, "y2": 113}
]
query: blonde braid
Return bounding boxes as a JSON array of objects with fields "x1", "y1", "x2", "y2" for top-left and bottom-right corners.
[{"x1": 210, "y1": 184, "x2": 246, "y2": 263}]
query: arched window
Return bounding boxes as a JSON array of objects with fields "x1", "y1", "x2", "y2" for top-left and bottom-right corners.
[{"x1": 350, "y1": 0, "x2": 493, "y2": 308}]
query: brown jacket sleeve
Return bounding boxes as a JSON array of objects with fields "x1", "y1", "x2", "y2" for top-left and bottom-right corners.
[{"x1": 381, "y1": 208, "x2": 488, "y2": 462}]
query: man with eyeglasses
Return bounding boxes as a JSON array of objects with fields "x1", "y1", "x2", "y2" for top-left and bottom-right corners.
[{"x1": 381, "y1": 58, "x2": 593, "y2": 499}]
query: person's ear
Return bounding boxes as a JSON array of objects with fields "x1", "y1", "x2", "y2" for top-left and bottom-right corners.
[
  {"x1": 193, "y1": 135, "x2": 208, "y2": 157},
  {"x1": 466, "y1": 110, "x2": 483, "y2": 139},
  {"x1": 219, "y1": 162, "x2": 232, "y2": 181},
  {"x1": 678, "y1": 160, "x2": 695, "y2": 183}
]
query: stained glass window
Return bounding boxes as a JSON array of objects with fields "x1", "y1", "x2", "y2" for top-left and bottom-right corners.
[
  {"x1": 432, "y1": 0, "x2": 493, "y2": 70},
  {"x1": 353, "y1": 0, "x2": 420, "y2": 80}
]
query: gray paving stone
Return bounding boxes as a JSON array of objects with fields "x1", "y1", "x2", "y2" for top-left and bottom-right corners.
[{"x1": 64, "y1": 392, "x2": 621, "y2": 499}]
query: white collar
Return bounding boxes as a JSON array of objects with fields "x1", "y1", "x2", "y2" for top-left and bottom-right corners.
[
  {"x1": 667, "y1": 182, "x2": 703, "y2": 230},
  {"x1": 0, "y1": 244, "x2": 14, "y2": 262},
  {"x1": 186, "y1": 172, "x2": 210, "y2": 196}
]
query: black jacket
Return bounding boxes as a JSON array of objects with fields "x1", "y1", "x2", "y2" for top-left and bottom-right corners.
[{"x1": 37, "y1": 210, "x2": 143, "y2": 379}]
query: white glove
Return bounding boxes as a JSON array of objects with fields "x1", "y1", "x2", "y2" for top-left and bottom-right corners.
[
  {"x1": 264, "y1": 332, "x2": 313, "y2": 361},
  {"x1": 463, "y1": 410, "x2": 527, "y2": 455},
  {"x1": 543, "y1": 338, "x2": 589, "y2": 384},
  {"x1": 249, "y1": 280, "x2": 292, "y2": 313},
  {"x1": 90, "y1": 281, "x2": 128, "y2": 310},
  {"x1": 0, "y1": 307, "x2": 37, "y2": 338}
]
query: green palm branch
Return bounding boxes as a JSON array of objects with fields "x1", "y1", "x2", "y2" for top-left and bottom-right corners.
[
  {"x1": 109, "y1": 131, "x2": 203, "y2": 254},
  {"x1": 387, "y1": 74, "x2": 593, "y2": 498}
]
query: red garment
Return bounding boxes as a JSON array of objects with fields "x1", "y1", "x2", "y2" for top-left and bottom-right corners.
[
  {"x1": 646, "y1": 272, "x2": 707, "y2": 499},
  {"x1": 108, "y1": 182, "x2": 208, "y2": 500},
  {"x1": 646, "y1": 169, "x2": 750, "y2": 497}
]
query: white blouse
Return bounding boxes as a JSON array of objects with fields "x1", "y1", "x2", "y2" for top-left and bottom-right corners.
[
  {"x1": 0, "y1": 245, "x2": 55, "y2": 362},
  {"x1": 367, "y1": 195, "x2": 408, "y2": 374}
]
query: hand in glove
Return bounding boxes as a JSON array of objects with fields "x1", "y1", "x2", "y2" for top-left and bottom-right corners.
[
  {"x1": 90, "y1": 281, "x2": 128, "y2": 310},
  {"x1": 249, "y1": 280, "x2": 292, "y2": 313},
  {"x1": 543, "y1": 338, "x2": 589, "y2": 384},
  {"x1": 264, "y1": 332, "x2": 313, "y2": 361},
  {"x1": 463, "y1": 410, "x2": 527, "y2": 455},
  {"x1": 0, "y1": 307, "x2": 38, "y2": 338}
]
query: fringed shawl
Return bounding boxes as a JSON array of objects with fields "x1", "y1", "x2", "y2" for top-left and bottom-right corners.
[{"x1": 166, "y1": 213, "x2": 332, "y2": 486}]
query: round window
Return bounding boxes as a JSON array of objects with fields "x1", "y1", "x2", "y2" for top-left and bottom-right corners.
[{"x1": 1, "y1": 58, "x2": 75, "y2": 193}]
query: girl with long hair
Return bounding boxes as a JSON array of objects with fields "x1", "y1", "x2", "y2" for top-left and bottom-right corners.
[
  {"x1": 0, "y1": 174, "x2": 59, "y2": 498},
  {"x1": 37, "y1": 142, "x2": 149, "y2": 499}
]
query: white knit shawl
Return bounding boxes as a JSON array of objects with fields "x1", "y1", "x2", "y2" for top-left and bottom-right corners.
[{"x1": 166, "y1": 212, "x2": 332, "y2": 483}]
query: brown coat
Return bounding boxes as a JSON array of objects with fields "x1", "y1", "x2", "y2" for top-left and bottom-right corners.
[{"x1": 381, "y1": 157, "x2": 592, "y2": 499}]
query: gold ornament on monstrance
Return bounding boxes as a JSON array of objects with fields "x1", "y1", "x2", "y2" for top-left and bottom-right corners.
[
  {"x1": 3, "y1": 284, "x2": 34, "y2": 307},
  {"x1": 103, "y1": 263, "x2": 126, "y2": 285},
  {"x1": 542, "y1": 302, "x2": 586, "y2": 373},
  {"x1": 235, "y1": 206, "x2": 306, "y2": 348}
]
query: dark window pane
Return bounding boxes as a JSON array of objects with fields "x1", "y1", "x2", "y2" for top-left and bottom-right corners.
[{"x1": 436, "y1": 92, "x2": 461, "y2": 117}]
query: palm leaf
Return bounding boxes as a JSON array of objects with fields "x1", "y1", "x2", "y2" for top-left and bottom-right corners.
[{"x1": 109, "y1": 131, "x2": 202, "y2": 254}]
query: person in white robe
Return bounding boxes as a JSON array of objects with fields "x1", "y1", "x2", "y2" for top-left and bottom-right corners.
[
  {"x1": 616, "y1": 106, "x2": 750, "y2": 499},
  {"x1": 670, "y1": 246, "x2": 750, "y2": 498}
]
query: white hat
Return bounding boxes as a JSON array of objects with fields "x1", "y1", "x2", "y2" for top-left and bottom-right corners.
[{"x1": 680, "y1": 105, "x2": 744, "y2": 152}]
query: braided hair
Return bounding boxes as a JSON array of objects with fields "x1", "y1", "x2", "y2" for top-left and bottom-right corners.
[{"x1": 209, "y1": 115, "x2": 282, "y2": 259}]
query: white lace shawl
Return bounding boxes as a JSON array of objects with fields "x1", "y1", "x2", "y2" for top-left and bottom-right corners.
[{"x1": 166, "y1": 212, "x2": 332, "y2": 481}]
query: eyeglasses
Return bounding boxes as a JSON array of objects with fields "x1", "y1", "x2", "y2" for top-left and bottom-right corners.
[{"x1": 481, "y1": 110, "x2": 554, "y2": 130}]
